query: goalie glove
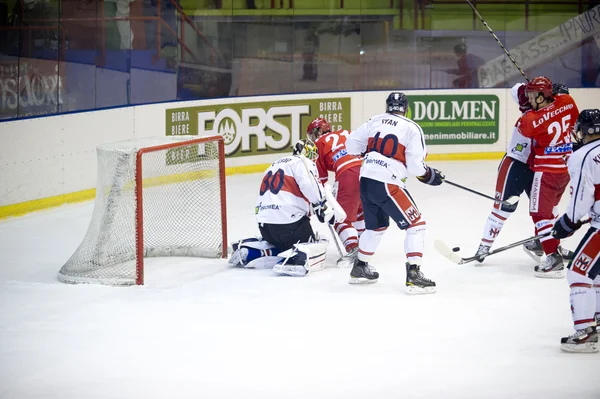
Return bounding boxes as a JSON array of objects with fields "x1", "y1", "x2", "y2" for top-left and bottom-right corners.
[
  {"x1": 551, "y1": 214, "x2": 584, "y2": 239},
  {"x1": 312, "y1": 201, "x2": 335, "y2": 225},
  {"x1": 417, "y1": 166, "x2": 445, "y2": 186}
]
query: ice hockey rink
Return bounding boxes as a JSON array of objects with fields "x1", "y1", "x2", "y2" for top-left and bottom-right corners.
[{"x1": 1, "y1": 159, "x2": 599, "y2": 399}]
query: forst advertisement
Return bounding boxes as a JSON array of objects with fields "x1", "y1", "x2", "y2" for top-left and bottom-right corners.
[{"x1": 166, "y1": 97, "x2": 351, "y2": 157}]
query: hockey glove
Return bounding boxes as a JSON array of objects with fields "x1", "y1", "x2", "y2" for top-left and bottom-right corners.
[
  {"x1": 417, "y1": 166, "x2": 445, "y2": 186},
  {"x1": 312, "y1": 201, "x2": 335, "y2": 225},
  {"x1": 551, "y1": 214, "x2": 583, "y2": 239}
]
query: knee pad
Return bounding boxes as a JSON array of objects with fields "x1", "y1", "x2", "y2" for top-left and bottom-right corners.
[{"x1": 568, "y1": 268, "x2": 594, "y2": 287}]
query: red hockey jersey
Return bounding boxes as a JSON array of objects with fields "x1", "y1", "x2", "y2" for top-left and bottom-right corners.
[
  {"x1": 314, "y1": 129, "x2": 362, "y2": 183},
  {"x1": 517, "y1": 94, "x2": 579, "y2": 174}
]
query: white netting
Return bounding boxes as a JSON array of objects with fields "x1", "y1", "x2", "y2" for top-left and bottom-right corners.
[{"x1": 58, "y1": 136, "x2": 225, "y2": 285}]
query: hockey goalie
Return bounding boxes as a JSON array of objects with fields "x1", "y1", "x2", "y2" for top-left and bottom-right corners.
[{"x1": 228, "y1": 139, "x2": 344, "y2": 277}]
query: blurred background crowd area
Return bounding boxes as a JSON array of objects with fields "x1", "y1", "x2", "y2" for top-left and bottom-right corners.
[{"x1": 0, "y1": 0, "x2": 599, "y2": 120}]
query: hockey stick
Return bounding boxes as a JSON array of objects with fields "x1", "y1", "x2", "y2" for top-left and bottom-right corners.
[
  {"x1": 324, "y1": 184, "x2": 345, "y2": 258},
  {"x1": 445, "y1": 180, "x2": 519, "y2": 207},
  {"x1": 297, "y1": 155, "x2": 347, "y2": 258},
  {"x1": 464, "y1": 0, "x2": 529, "y2": 82},
  {"x1": 434, "y1": 234, "x2": 546, "y2": 265}
]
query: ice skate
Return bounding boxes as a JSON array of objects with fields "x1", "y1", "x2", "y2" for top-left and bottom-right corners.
[
  {"x1": 337, "y1": 246, "x2": 358, "y2": 268},
  {"x1": 533, "y1": 252, "x2": 565, "y2": 278},
  {"x1": 405, "y1": 263, "x2": 436, "y2": 294},
  {"x1": 349, "y1": 260, "x2": 379, "y2": 284},
  {"x1": 560, "y1": 326, "x2": 598, "y2": 353},
  {"x1": 474, "y1": 244, "x2": 491, "y2": 264},
  {"x1": 523, "y1": 239, "x2": 543, "y2": 263},
  {"x1": 558, "y1": 245, "x2": 574, "y2": 262}
]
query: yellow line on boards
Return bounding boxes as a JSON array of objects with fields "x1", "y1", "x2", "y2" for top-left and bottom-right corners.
[{"x1": 0, "y1": 152, "x2": 504, "y2": 220}]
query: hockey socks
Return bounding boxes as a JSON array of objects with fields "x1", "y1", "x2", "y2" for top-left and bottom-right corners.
[{"x1": 479, "y1": 209, "x2": 510, "y2": 248}]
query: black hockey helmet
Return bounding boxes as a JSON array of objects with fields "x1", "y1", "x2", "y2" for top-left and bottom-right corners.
[
  {"x1": 386, "y1": 92, "x2": 408, "y2": 113},
  {"x1": 453, "y1": 43, "x2": 467, "y2": 54},
  {"x1": 574, "y1": 109, "x2": 600, "y2": 139},
  {"x1": 552, "y1": 83, "x2": 569, "y2": 95}
]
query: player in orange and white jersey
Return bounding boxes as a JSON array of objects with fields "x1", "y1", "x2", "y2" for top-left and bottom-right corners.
[
  {"x1": 516, "y1": 76, "x2": 580, "y2": 277},
  {"x1": 550, "y1": 109, "x2": 600, "y2": 353},
  {"x1": 345, "y1": 92, "x2": 444, "y2": 293},
  {"x1": 306, "y1": 117, "x2": 364, "y2": 258}
]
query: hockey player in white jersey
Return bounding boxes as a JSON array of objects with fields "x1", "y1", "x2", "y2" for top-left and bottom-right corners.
[
  {"x1": 345, "y1": 92, "x2": 444, "y2": 294},
  {"x1": 228, "y1": 139, "x2": 335, "y2": 277},
  {"x1": 550, "y1": 109, "x2": 600, "y2": 353}
]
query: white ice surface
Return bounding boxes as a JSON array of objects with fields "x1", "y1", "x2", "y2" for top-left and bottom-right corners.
[{"x1": 1, "y1": 160, "x2": 599, "y2": 399}]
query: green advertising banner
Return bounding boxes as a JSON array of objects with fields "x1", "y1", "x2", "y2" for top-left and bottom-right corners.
[
  {"x1": 406, "y1": 94, "x2": 500, "y2": 145},
  {"x1": 166, "y1": 97, "x2": 351, "y2": 157}
]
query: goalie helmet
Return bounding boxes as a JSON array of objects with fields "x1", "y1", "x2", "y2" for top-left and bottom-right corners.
[
  {"x1": 525, "y1": 76, "x2": 553, "y2": 99},
  {"x1": 292, "y1": 138, "x2": 318, "y2": 161},
  {"x1": 574, "y1": 109, "x2": 600, "y2": 141},
  {"x1": 386, "y1": 92, "x2": 408, "y2": 113},
  {"x1": 306, "y1": 118, "x2": 331, "y2": 142}
]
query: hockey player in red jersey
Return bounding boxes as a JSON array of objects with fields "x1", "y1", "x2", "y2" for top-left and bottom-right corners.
[
  {"x1": 306, "y1": 117, "x2": 364, "y2": 261},
  {"x1": 517, "y1": 76, "x2": 579, "y2": 278},
  {"x1": 550, "y1": 109, "x2": 600, "y2": 353},
  {"x1": 475, "y1": 82, "x2": 574, "y2": 264}
]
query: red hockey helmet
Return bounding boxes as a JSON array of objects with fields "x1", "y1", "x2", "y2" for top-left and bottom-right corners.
[
  {"x1": 306, "y1": 118, "x2": 331, "y2": 141},
  {"x1": 525, "y1": 76, "x2": 553, "y2": 99}
]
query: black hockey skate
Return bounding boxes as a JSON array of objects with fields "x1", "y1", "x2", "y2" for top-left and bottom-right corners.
[
  {"x1": 533, "y1": 252, "x2": 565, "y2": 279},
  {"x1": 558, "y1": 245, "x2": 574, "y2": 262},
  {"x1": 475, "y1": 244, "x2": 491, "y2": 263},
  {"x1": 523, "y1": 239, "x2": 544, "y2": 263},
  {"x1": 405, "y1": 263, "x2": 436, "y2": 294},
  {"x1": 560, "y1": 325, "x2": 598, "y2": 353},
  {"x1": 349, "y1": 260, "x2": 379, "y2": 284}
]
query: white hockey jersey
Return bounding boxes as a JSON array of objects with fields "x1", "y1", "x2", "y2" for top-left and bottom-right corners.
[
  {"x1": 346, "y1": 113, "x2": 427, "y2": 187},
  {"x1": 507, "y1": 82, "x2": 532, "y2": 164},
  {"x1": 255, "y1": 155, "x2": 326, "y2": 225},
  {"x1": 506, "y1": 125, "x2": 531, "y2": 164},
  {"x1": 565, "y1": 141, "x2": 600, "y2": 229}
]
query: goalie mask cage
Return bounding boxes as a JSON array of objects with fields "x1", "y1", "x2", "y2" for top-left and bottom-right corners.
[{"x1": 58, "y1": 135, "x2": 227, "y2": 286}]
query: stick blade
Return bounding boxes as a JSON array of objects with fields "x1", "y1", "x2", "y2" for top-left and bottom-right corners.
[{"x1": 433, "y1": 239, "x2": 463, "y2": 264}]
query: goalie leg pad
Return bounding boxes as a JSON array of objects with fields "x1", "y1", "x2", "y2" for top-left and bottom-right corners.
[
  {"x1": 228, "y1": 238, "x2": 279, "y2": 267},
  {"x1": 273, "y1": 239, "x2": 328, "y2": 277}
]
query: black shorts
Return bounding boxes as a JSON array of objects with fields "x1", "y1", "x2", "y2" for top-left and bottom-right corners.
[
  {"x1": 494, "y1": 155, "x2": 533, "y2": 212},
  {"x1": 258, "y1": 216, "x2": 315, "y2": 251}
]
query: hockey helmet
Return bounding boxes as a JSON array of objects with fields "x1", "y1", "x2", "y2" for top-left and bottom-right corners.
[
  {"x1": 386, "y1": 92, "x2": 408, "y2": 113},
  {"x1": 525, "y1": 76, "x2": 553, "y2": 99},
  {"x1": 453, "y1": 43, "x2": 467, "y2": 54},
  {"x1": 552, "y1": 83, "x2": 569, "y2": 95},
  {"x1": 574, "y1": 109, "x2": 600, "y2": 141},
  {"x1": 306, "y1": 118, "x2": 331, "y2": 142},
  {"x1": 292, "y1": 138, "x2": 318, "y2": 161}
]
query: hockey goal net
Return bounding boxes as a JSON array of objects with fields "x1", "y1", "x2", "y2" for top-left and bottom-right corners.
[{"x1": 58, "y1": 135, "x2": 227, "y2": 285}]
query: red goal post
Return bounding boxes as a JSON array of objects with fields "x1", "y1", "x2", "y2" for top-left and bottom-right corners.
[{"x1": 59, "y1": 135, "x2": 228, "y2": 286}]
